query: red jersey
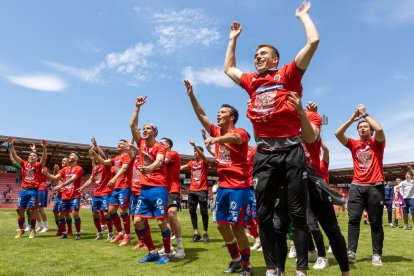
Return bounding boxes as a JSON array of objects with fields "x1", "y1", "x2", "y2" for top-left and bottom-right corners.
[
  {"x1": 132, "y1": 158, "x2": 141, "y2": 195},
  {"x1": 138, "y1": 139, "x2": 167, "y2": 187},
  {"x1": 303, "y1": 110, "x2": 323, "y2": 177},
  {"x1": 60, "y1": 165, "x2": 83, "y2": 200},
  {"x1": 319, "y1": 160, "x2": 329, "y2": 184},
  {"x1": 57, "y1": 166, "x2": 71, "y2": 197},
  {"x1": 111, "y1": 152, "x2": 133, "y2": 189},
  {"x1": 240, "y1": 60, "x2": 303, "y2": 138},
  {"x1": 91, "y1": 164, "x2": 113, "y2": 196},
  {"x1": 20, "y1": 160, "x2": 43, "y2": 189},
  {"x1": 165, "y1": 150, "x2": 181, "y2": 194},
  {"x1": 210, "y1": 124, "x2": 249, "y2": 189},
  {"x1": 247, "y1": 146, "x2": 256, "y2": 187},
  {"x1": 38, "y1": 172, "x2": 49, "y2": 191},
  {"x1": 346, "y1": 137, "x2": 385, "y2": 184},
  {"x1": 187, "y1": 160, "x2": 209, "y2": 192}
]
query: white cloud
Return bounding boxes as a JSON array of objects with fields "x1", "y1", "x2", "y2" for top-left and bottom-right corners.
[
  {"x1": 393, "y1": 73, "x2": 409, "y2": 80},
  {"x1": 154, "y1": 9, "x2": 220, "y2": 53},
  {"x1": 182, "y1": 66, "x2": 235, "y2": 88},
  {"x1": 105, "y1": 42, "x2": 153, "y2": 73},
  {"x1": 77, "y1": 40, "x2": 101, "y2": 53},
  {"x1": 133, "y1": 5, "x2": 141, "y2": 12},
  {"x1": 362, "y1": 0, "x2": 414, "y2": 26},
  {"x1": 4, "y1": 74, "x2": 66, "y2": 92},
  {"x1": 45, "y1": 61, "x2": 104, "y2": 83}
]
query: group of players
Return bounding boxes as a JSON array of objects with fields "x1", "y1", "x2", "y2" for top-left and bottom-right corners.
[{"x1": 9, "y1": 2, "x2": 390, "y2": 275}]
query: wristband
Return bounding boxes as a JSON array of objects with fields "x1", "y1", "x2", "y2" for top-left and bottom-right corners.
[{"x1": 361, "y1": 113, "x2": 369, "y2": 118}]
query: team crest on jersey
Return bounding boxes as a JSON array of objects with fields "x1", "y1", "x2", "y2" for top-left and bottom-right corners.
[
  {"x1": 230, "y1": 201, "x2": 237, "y2": 210},
  {"x1": 156, "y1": 198, "x2": 163, "y2": 205},
  {"x1": 274, "y1": 74, "x2": 281, "y2": 82}
]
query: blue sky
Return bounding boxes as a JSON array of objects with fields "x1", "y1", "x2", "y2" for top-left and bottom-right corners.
[{"x1": 1, "y1": 0, "x2": 413, "y2": 169}]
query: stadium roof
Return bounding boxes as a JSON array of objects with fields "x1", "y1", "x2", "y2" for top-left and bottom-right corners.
[{"x1": 1, "y1": 135, "x2": 411, "y2": 184}]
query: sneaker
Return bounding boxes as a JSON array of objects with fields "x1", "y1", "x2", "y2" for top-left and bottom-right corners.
[
  {"x1": 388, "y1": 223, "x2": 393, "y2": 227},
  {"x1": 101, "y1": 225, "x2": 108, "y2": 232},
  {"x1": 15, "y1": 229, "x2": 25, "y2": 239},
  {"x1": 250, "y1": 239, "x2": 261, "y2": 250},
  {"x1": 75, "y1": 233, "x2": 81, "y2": 240},
  {"x1": 288, "y1": 245, "x2": 296, "y2": 258},
  {"x1": 133, "y1": 241, "x2": 147, "y2": 250},
  {"x1": 175, "y1": 248, "x2": 185, "y2": 259},
  {"x1": 119, "y1": 235, "x2": 131, "y2": 246},
  {"x1": 36, "y1": 226, "x2": 44, "y2": 233},
  {"x1": 224, "y1": 260, "x2": 242, "y2": 273},
  {"x1": 156, "y1": 254, "x2": 172, "y2": 265},
  {"x1": 203, "y1": 233, "x2": 210, "y2": 242},
  {"x1": 95, "y1": 233, "x2": 104, "y2": 240},
  {"x1": 59, "y1": 233, "x2": 68, "y2": 239},
  {"x1": 111, "y1": 233, "x2": 124, "y2": 243},
  {"x1": 313, "y1": 257, "x2": 329, "y2": 269},
  {"x1": 240, "y1": 265, "x2": 254, "y2": 276},
  {"x1": 372, "y1": 254, "x2": 383, "y2": 266},
  {"x1": 40, "y1": 227, "x2": 48, "y2": 233},
  {"x1": 403, "y1": 224, "x2": 409, "y2": 230},
  {"x1": 348, "y1": 251, "x2": 357, "y2": 263},
  {"x1": 138, "y1": 252, "x2": 160, "y2": 263},
  {"x1": 295, "y1": 272, "x2": 306, "y2": 276},
  {"x1": 257, "y1": 246, "x2": 263, "y2": 252},
  {"x1": 24, "y1": 225, "x2": 31, "y2": 232},
  {"x1": 28, "y1": 230, "x2": 36, "y2": 239},
  {"x1": 327, "y1": 245, "x2": 332, "y2": 253},
  {"x1": 191, "y1": 233, "x2": 202, "y2": 243},
  {"x1": 107, "y1": 233, "x2": 114, "y2": 241},
  {"x1": 265, "y1": 271, "x2": 279, "y2": 276},
  {"x1": 171, "y1": 234, "x2": 176, "y2": 240},
  {"x1": 363, "y1": 220, "x2": 368, "y2": 225},
  {"x1": 308, "y1": 250, "x2": 318, "y2": 262},
  {"x1": 159, "y1": 245, "x2": 175, "y2": 255}
]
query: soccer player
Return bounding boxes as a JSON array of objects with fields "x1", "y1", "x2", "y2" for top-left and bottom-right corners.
[
  {"x1": 180, "y1": 140, "x2": 210, "y2": 243},
  {"x1": 78, "y1": 147, "x2": 113, "y2": 240},
  {"x1": 184, "y1": 80, "x2": 252, "y2": 275},
  {"x1": 90, "y1": 139, "x2": 133, "y2": 246},
  {"x1": 289, "y1": 97, "x2": 349, "y2": 275},
  {"x1": 335, "y1": 104, "x2": 386, "y2": 266},
  {"x1": 160, "y1": 137, "x2": 185, "y2": 258},
  {"x1": 394, "y1": 167, "x2": 414, "y2": 230},
  {"x1": 223, "y1": 2, "x2": 319, "y2": 275},
  {"x1": 130, "y1": 96, "x2": 172, "y2": 265},
  {"x1": 9, "y1": 138, "x2": 47, "y2": 239},
  {"x1": 52, "y1": 152, "x2": 84, "y2": 240}
]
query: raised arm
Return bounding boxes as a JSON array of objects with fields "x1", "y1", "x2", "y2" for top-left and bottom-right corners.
[
  {"x1": 89, "y1": 148, "x2": 112, "y2": 166},
  {"x1": 7, "y1": 137, "x2": 22, "y2": 165},
  {"x1": 335, "y1": 110, "x2": 360, "y2": 146},
  {"x1": 321, "y1": 140, "x2": 330, "y2": 163},
  {"x1": 190, "y1": 140, "x2": 209, "y2": 163},
  {"x1": 78, "y1": 174, "x2": 93, "y2": 193},
  {"x1": 40, "y1": 140, "x2": 47, "y2": 167},
  {"x1": 130, "y1": 96, "x2": 147, "y2": 144},
  {"x1": 294, "y1": 1, "x2": 320, "y2": 72},
  {"x1": 204, "y1": 132, "x2": 242, "y2": 148},
  {"x1": 201, "y1": 129, "x2": 215, "y2": 156},
  {"x1": 91, "y1": 137, "x2": 106, "y2": 159},
  {"x1": 42, "y1": 167, "x2": 61, "y2": 182},
  {"x1": 356, "y1": 104, "x2": 385, "y2": 143},
  {"x1": 288, "y1": 92, "x2": 318, "y2": 143},
  {"x1": 184, "y1": 80, "x2": 213, "y2": 134},
  {"x1": 54, "y1": 173, "x2": 80, "y2": 192},
  {"x1": 224, "y1": 21, "x2": 243, "y2": 85}
]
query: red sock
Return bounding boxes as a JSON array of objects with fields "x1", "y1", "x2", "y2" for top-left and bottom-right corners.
[
  {"x1": 121, "y1": 213, "x2": 131, "y2": 235},
  {"x1": 66, "y1": 219, "x2": 73, "y2": 234},
  {"x1": 240, "y1": 248, "x2": 251, "y2": 267},
  {"x1": 112, "y1": 213, "x2": 123, "y2": 233},
  {"x1": 247, "y1": 217, "x2": 259, "y2": 238},
  {"x1": 161, "y1": 228, "x2": 171, "y2": 254},
  {"x1": 106, "y1": 218, "x2": 113, "y2": 233},
  {"x1": 59, "y1": 218, "x2": 66, "y2": 233},
  {"x1": 226, "y1": 240, "x2": 241, "y2": 260},
  {"x1": 18, "y1": 217, "x2": 25, "y2": 229},
  {"x1": 138, "y1": 226, "x2": 155, "y2": 252},
  {"x1": 94, "y1": 217, "x2": 102, "y2": 232},
  {"x1": 74, "y1": 217, "x2": 81, "y2": 233},
  {"x1": 99, "y1": 213, "x2": 106, "y2": 225},
  {"x1": 30, "y1": 219, "x2": 36, "y2": 230}
]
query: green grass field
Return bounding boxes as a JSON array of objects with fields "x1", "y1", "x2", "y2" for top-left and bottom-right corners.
[{"x1": 0, "y1": 208, "x2": 413, "y2": 275}]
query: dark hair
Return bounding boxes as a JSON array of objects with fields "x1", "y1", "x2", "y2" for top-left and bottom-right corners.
[
  {"x1": 357, "y1": 120, "x2": 374, "y2": 135},
  {"x1": 161, "y1": 137, "x2": 173, "y2": 148},
  {"x1": 196, "y1": 146, "x2": 204, "y2": 152},
  {"x1": 119, "y1": 139, "x2": 128, "y2": 143},
  {"x1": 70, "y1": 151, "x2": 80, "y2": 159},
  {"x1": 221, "y1": 104, "x2": 239, "y2": 125},
  {"x1": 256, "y1": 44, "x2": 280, "y2": 59},
  {"x1": 247, "y1": 132, "x2": 251, "y2": 141}
]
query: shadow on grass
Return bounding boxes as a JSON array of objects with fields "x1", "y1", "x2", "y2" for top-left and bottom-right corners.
[{"x1": 359, "y1": 255, "x2": 413, "y2": 263}]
